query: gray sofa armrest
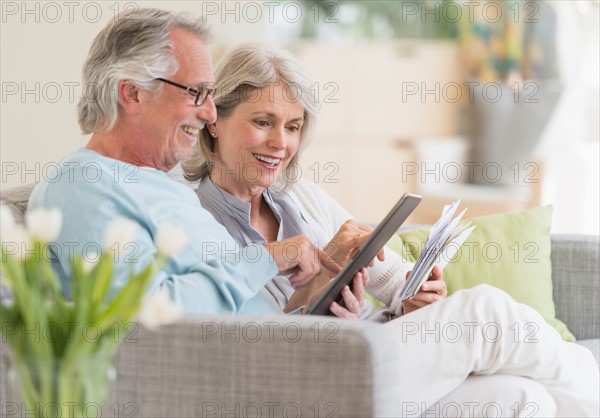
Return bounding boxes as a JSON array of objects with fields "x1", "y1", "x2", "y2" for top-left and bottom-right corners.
[
  {"x1": 110, "y1": 315, "x2": 403, "y2": 418},
  {"x1": 551, "y1": 234, "x2": 600, "y2": 340},
  {"x1": 0, "y1": 183, "x2": 35, "y2": 225}
]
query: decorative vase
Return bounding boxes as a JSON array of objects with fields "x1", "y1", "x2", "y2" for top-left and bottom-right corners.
[
  {"x1": 468, "y1": 80, "x2": 562, "y2": 186},
  {"x1": 2, "y1": 349, "x2": 116, "y2": 418}
]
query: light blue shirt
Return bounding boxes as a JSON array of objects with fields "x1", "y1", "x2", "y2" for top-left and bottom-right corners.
[{"x1": 28, "y1": 148, "x2": 280, "y2": 314}]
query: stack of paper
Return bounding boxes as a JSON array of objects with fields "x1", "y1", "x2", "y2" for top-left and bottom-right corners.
[{"x1": 397, "y1": 200, "x2": 475, "y2": 301}]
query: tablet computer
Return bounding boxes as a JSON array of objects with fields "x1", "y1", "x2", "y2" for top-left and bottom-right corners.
[{"x1": 306, "y1": 193, "x2": 422, "y2": 316}]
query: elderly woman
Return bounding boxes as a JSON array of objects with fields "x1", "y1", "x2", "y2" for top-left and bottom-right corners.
[
  {"x1": 181, "y1": 43, "x2": 599, "y2": 416},
  {"x1": 183, "y1": 44, "x2": 440, "y2": 320}
]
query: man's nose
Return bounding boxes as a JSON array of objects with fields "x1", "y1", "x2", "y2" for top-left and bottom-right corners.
[{"x1": 197, "y1": 95, "x2": 217, "y2": 124}]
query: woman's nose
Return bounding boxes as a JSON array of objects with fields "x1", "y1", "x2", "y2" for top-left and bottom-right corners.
[{"x1": 267, "y1": 129, "x2": 286, "y2": 149}]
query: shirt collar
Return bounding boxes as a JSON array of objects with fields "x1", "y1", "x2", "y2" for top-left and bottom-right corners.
[{"x1": 197, "y1": 177, "x2": 283, "y2": 225}]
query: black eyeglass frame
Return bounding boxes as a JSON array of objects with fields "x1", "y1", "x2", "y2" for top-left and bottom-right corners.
[{"x1": 155, "y1": 77, "x2": 215, "y2": 106}]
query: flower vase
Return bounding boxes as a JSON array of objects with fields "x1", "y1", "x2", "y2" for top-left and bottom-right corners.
[
  {"x1": 468, "y1": 80, "x2": 562, "y2": 186},
  {"x1": 2, "y1": 349, "x2": 116, "y2": 418}
]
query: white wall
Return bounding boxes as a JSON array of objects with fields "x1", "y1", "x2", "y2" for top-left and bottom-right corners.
[
  {"x1": 2, "y1": 1, "x2": 598, "y2": 233},
  {"x1": 1, "y1": 1, "x2": 461, "y2": 222},
  {"x1": 0, "y1": 1, "x2": 277, "y2": 189},
  {"x1": 535, "y1": 1, "x2": 600, "y2": 235}
]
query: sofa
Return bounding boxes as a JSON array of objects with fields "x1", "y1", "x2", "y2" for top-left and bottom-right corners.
[{"x1": 1, "y1": 183, "x2": 599, "y2": 417}]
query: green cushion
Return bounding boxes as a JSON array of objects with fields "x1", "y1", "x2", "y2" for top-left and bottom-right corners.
[{"x1": 388, "y1": 206, "x2": 575, "y2": 341}]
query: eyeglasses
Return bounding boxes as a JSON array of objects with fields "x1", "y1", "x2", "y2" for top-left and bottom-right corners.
[{"x1": 155, "y1": 77, "x2": 215, "y2": 106}]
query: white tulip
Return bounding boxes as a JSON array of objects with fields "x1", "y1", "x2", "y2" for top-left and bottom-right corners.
[
  {"x1": 25, "y1": 207, "x2": 63, "y2": 243},
  {"x1": 103, "y1": 217, "x2": 139, "y2": 250},
  {"x1": 137, "y1": 288, "x2": 182, "y2": 331},
  {"x1": 82, "y1": 251, "x2": 100, "y2": 273},
  {"x1": 155, "y1": 223, "x2": 189, "y2": 257},
  {"x1": 0, "y1": 205, "x2": 16, "y2": 231},
  {"x1": 1, "y1": 224, "x2": 30, "y2": 261}
]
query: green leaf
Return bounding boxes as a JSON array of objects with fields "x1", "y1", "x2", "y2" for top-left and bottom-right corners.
[
  {"x1": 90, "y1": 252, "x2": 114, "y2": 315},
  {"x1": 1, "y1": 252, "x2": 30, "y2": 319},
  {"x1": 71, "y1": 255, "x2": 90, "y2": 326},
  {"x1": 0, "y1": 301, "x2": 19, "y2": 348},
  {"x1": 95, "y1": 262, "x2": 156, "y2": 333}
]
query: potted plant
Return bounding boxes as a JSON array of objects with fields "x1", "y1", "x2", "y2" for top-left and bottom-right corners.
[{"x1": 0, "y1": 206, "x2": 185, "y2": 418}]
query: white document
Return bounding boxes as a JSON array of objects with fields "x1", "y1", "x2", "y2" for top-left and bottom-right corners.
[{"x1": 397, "y1": 201, "x2": 475, "y2": 301}]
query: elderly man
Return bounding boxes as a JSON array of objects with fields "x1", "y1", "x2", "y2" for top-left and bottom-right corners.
[{"x1": 28, "y1": 8, "x2": 329, "y2": 314}]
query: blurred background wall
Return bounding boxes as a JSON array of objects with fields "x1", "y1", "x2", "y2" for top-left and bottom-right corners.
[{"x1": 1, "y1": 1, "x2": 598, "y2": 234}]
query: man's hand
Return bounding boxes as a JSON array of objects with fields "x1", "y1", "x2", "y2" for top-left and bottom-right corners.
[
  {"x1": 264, "y1": 235, "x2": 341, "y2": 289},
  {"x1": 323, "y1": 220, "x2": 385, "y2": 267},
  {"x1": 402, "y1": 265, "x2": 447, "y2": 315},
  {"x1": 284, "y1": 268, "x2": 335, "y2": 314}
]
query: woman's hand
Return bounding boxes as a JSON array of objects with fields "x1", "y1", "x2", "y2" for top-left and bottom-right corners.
[
  {"x1": 324, "y1": 220, "x2": 385, "y2": 267},
  {"x1": 402, "y1": 265, "x2": 447, "y2": 315},
  {"x1": 329, "y1": 268, "x2": 370, "y2": 320},
  {"x1": 284, "y1": 267, "x2": 370, "y2": 320}
]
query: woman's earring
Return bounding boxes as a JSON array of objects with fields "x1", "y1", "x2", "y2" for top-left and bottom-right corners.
[{"x1": 210, "y1": 131, "x2": 217, "y2": 138}]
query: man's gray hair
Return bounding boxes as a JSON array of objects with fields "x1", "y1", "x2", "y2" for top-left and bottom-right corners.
[
  {"x1": 182, "y1": 43, "x2": 319, "y2": 189},
  {"x1": 77, "y1": 8, "x2": 211, "y2": 134}
]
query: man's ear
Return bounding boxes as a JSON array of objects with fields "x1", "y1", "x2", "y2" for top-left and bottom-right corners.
[{"x1": 118, "y1": 80, "x2": 141, "y2": 114}]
